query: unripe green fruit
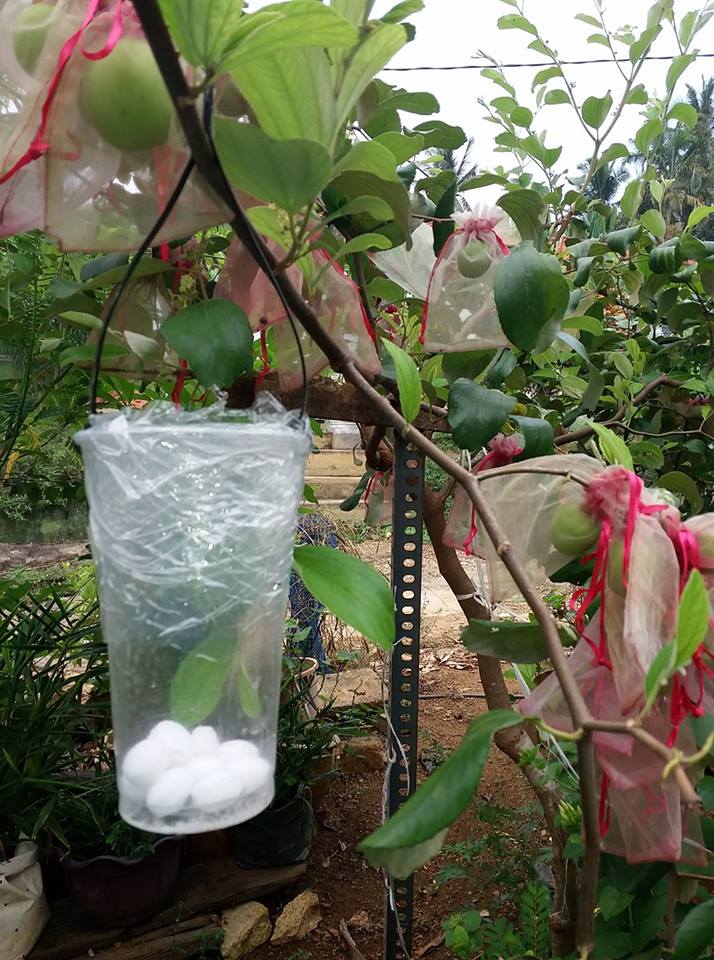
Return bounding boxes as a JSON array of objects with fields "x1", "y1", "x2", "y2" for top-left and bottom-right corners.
[
  {"x1": 457, "y1": 239, "x2": 492, "y2": 279},
  {"x1": 550, "y1": 502, "x2": 600, "y2": 556},
  {"x1": 607, "y1": 540, "x2": 627, "y2": 597},
  {"x1": 81, "y1": 38, "x2": 173, "y2": 151},
  {"x1": 13, "y1": 3, "x2": 53, "y2": 74},
  {"x1": 695, "y1": 530, "x2": 714, "y2": 570}
]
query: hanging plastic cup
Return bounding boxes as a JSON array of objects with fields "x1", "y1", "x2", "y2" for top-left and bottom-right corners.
[{"x1": 75, "y1": 396, "x2": 311, "y2": 834}]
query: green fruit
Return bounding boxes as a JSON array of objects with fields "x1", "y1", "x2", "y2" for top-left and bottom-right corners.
[
  {"x1": 81, "y1": 38, "x2": 173, "y2": 151},
  {"x1": 13, "y1": 3, "x2": 53, "y2": 74},
  {"x1": 457, "y1": 239, "x2": 492, "y2": 279},
  {"x1": 607, "y1": 540, "x2": 627, "y2": 597},
  {"x1": 695, "y1": 530, "x2": 714, "y2": 570},
  {"x1": 550, "y1": 502, "x2": 600, "y2": 556}
]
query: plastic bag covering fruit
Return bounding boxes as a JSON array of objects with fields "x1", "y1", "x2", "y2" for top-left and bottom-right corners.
[
  {"x1": 26, "y1": 0, "x2": 228, "y2": 251},
  {"x1": 518, "y1": 616, "x2": 707, "y2": 865},
  {"x1": 420, "y1": 206, "x2": 511, "y2": 353},
  {"x1": 364, "y1": 470, "x2": 393, "y2": 527},
  {"x1": 75, "y1": 394, "x2": 311, "y2": 834},
  {"x1": 82, "y1": 275, "x2": 176, "y2": 375},
  {"x1": 0, "y1": 0, "x2": 85, "y2": 235},
  {"x1": 371, "y1": 222, "x2": 436, "y2": 301},
  {"x1": 458, "y1": 453, "x2": 605, "y2": 601},
  {"x1": 217, "y1": 241, "x2": 381, "y2": 390}
]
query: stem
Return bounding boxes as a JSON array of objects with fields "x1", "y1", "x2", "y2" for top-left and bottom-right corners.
[{"x1": 133, "y1": 2, "x2": 599, "y2": 945}]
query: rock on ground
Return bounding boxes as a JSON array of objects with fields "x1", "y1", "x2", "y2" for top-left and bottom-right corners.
[
  {"x1": 220, "y1": 901, "x2": 272, "y2": 959},
  {"x1": 271, "y1": 891, "x2": 322, "y2": 944}
]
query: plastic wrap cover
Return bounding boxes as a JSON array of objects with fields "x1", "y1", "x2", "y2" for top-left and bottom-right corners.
[{"x1": 75, "y1": 395, "x2": 311, "y2": 834}]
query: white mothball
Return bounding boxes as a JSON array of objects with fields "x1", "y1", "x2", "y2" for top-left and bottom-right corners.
[
  {"x1": 187, "y1": 755, "x2": 223, "y2": 780},
  {"x1": 122, "y1": 738, "x2": 170, "y2": 790},
  {"x1": 191, "y1": 725, "x2": 220, "y2": 756},
  {"x1": 118, "y1": 774, "x2": 146, "y2": 805},
  {"x1": 191, "y1": 770, "x2": 245, "y2": 813},
  {"x1": 146, "y1": 767, "x2": 194, "y2": 818},
  {"x1": 219, "y1": 739, "x2": 261, "y2": 763},
  {"x1": 224, "y1": 755, "x2": 273, "y2": 795},
  {"x1": 149, "y1": 720, "x2": 193, "y2": 765}
]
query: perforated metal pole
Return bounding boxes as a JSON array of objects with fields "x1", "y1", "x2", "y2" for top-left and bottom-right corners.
[{"x1": 384, "y1": 435, "x2": 424, "y2": 960}]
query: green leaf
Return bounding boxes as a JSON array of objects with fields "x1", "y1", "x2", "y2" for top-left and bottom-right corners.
[
  {"x1": 442, "y1": 351, "x2": 496, "y2": 385},
  {"x1": 412, "y1": 120, "x2": 467, "y2": 150},
  {"x1": 59, "y1": 343, "x2": 129, "y2": 367},
  {"x1": 605, "y1": 225, "x2": 641, "y2": 255},
  {"x1": 236, "y1": 663, "x2": 261, "y2": 719},
  {"x1": 672, "y1": 897, "x2": 714, "y2": 959},
  {"x1": 462, "y1": 619, "x2": 555, "y2": 663},
  {"x1": 629, "y1": 440, "x2": 665, "y2": 469},
  {"x1": 613, "y1": 353, "x2": 634, "y2": 379},
  {"x1": 496, "y1": 189, "x2": 544, "y2": 243},
  {"x1": 668, "y1": 102, "x2": 699, "y2": 129},
  {"x1": 481, "y1": 67, "x2": 516, "y2": 98},
  {"x1": 563, "y1": 315, "x2": 603, "y2": 335},
  {"x1": 627, "y1": 83, "x2": 649, "y2": 104},
  {"x1": 334, "y1": 23, "x2": 408, "y2": 136},
  {"x1": 674, "y1": 570, "x2": 710, "y2": 669},
  {"x1": 221, "y1": 2, "x2": 358, "y2": 71},
  {"x1": 460, "y1": 173, "x2": 508, "y2": 191},
  {"x1": 531, "y1": 65, "x2": 562, "y2": 89},
  {"x1": 170, "y1": 633, "x2": 234, "y2": 727},
  {"x1": 382, "y1": 0, "x2": 424, "y2": 22},
  {"x1": 687, "y1": 205, "x2": 714, "y2": 230},
  {"x1": 511, "y1": 415, "x2": 554, "y2": 459},
  {"x1": 332, "y1": 140, "x2": 400, "y2": 181},
  {"x1": 599, "y1": 885, "x2": 635, "y2": 921},
  {"x1": 381, "y1": 338, "x2": 422, "y2": 423},
  {"x1": 544, "y1": 89, "x2": 570, "y2": 106},
  {"x1": 635, "y1": 118, "x2": 664, "y2": 155},
  {"x1": 447, "y1": 379, "x2": 516, "y2": 451},
  {"x1": 666, "y1": 53, "x2": 696, "y2": 91},
  {"x1": 359, "y1": 710, "x2": 522, "y2": 877},
  {"x1": 374, "y1": 131, "x2": 424, "y2": 163},
  {"x1": 161, "y1": 300, "x2": 253, "y2": 388},
  {"x1": 340, "y1": 471, "x2": 373, "y2": 512},
  {"x1": 432, "y1": 173, "x2": 457, "y2": 256},
  {"x1": 595, "y1": 142, "x2": 630, "y2": 170},
  {"x1": 644, "y1": 638, "x2": 678, "y2": 709},
  {"x1": 334, "y1": 234, "x2": 393, "y2": 259},
  {"x1": 575, "y1": 13, "x2": 602, "y2": 27},
  {"x1": 330, "y1": 170, "x2": 411, "y2": 241},
  {"x1": 510, "y1": 106, "x2": 533, "y2": 128},
  {"x1": 587, "y1": 32, "x2": 610, "y2": 46},
  {"x1": 158, "y1": 0, "x2": 247, "y2": 68},
  {"x1": 641, "y1": 209, "x2": 666, "y2": 238},
  {"x1": 582, "y1": 93, "x2": 613, "y2": 129},
  {"x1": 325, "y1": 195, "x2": 394, "y2": 223},
  {"x1": 494, "y1": 244, "x2": 569, "y2": 352},
  {"x1": 293, "y1": 545, "x2": 395, "y2": 650},
  {"x1": 497, "y1": 13, "x2": 538, "y2": 35},
  {"x1": 574, "y1": 256, "x2": 595, "y2": 288},
  {"x1": 621, "y1": 180, "x2": 644, "y2": 221},
  {"x1": 214, "y1": 120, "x2": 332, "y2": 215},
  {"x1": 588, "y1": 422, "x2": 634, "y2": 469},
  {"x1": 59, "y1": 311, "x2": 103, "y2": 330},
  {"x1": 657, "y1": 470, "x2": 704, "y2": 514},
  {"x1": 247, "y1": 206, "x2": 291, "y2": 248}
]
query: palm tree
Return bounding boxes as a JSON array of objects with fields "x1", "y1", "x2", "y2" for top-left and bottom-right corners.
[
  {"x1": 425, "y1": 138, "x2": 478, "y2": 210},
  {"x1": 580, "y1": 161, "x2": 629, "y2": 204}
]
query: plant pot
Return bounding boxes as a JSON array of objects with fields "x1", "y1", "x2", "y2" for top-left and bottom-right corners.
[
  {"x1": 232, "y1": 793, "x2": 314, "y2": 868},
  {"x1": 61, "y1": 836, "x2": 182, "y2": 929},
  {"x1": 0, "y1": 840, "x2": 49, "y2": 960}
]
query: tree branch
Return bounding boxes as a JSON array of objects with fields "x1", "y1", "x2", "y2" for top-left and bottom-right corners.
[{"x1": 132, "y1": 3, "x2": 600, "y2": 947}]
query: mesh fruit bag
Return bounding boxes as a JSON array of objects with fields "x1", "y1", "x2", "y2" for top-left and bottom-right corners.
[
  {"x1": 420, "y1": 206, "x2": 511, "y2": 353},
  {"x1": 467, "y1": 453, "x2": 605, "y2": 601},
  {"x1": 364, "y1": 469, "x2": 393, "y2": 527},
  {"x1": 0, "y1": 1, "x2": 228, "y2": 248},
  {"x1": 215, "y1": 238, "x2": 301, "y2": 333}
]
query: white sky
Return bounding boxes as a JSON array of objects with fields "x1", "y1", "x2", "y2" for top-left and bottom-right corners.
[{"x1": 246, "y1": 1, "x2": 714, "y2": 188}]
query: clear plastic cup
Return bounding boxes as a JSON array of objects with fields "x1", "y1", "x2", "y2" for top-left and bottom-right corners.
[{"x1": 76, "y1": 396, "x2": 310, "y2": 833}]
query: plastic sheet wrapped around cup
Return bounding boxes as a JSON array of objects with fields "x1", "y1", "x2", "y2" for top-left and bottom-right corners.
[{"x1": 75, "y1": 396, "x2": 311, "y2": 834}]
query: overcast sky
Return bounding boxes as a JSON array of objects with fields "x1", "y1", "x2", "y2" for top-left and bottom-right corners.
[{"x1": 246, "y1": 1, "x2": 714, "y2": 188}]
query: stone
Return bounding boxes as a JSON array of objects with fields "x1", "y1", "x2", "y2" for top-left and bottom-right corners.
[
  {"x1": 271, "y1": 891, "x2": 322, "y2": 944},
  {"x1": 338, "y1": 735, "x2": 386, "y2": 775},
  {"x1": 220, "y1": 901, "x2": 271, "y2": 959}
]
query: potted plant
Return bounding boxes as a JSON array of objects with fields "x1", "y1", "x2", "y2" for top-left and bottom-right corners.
[
  {"x1": 232, "y1": 647, "x2": 336, "y2": 868},
  {"x1": 0, "y1": 569, "x2": 107, "y2": 953},
  {"x1": 58, "y1": 774, "x2": 182, "y2": 929}
]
